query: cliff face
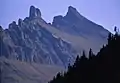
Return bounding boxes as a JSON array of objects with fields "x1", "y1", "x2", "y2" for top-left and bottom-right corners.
[
  {"x1": 51, "y1": 6, "x2": 109, "y2": 53},
  {"x1": 52, "y1": 6, "x2": 109, "y2": 36},
  {"x1": 0, "y1": 5, "x2": 111, "y2": 83},
  {"x1": 0, "y1": 6, "x2": 77, "y2": 67},
  {"x1": 0, "y1": 57, "x2": 64, "y2": 83},
  {"x1": 0, "y1": 5, "x2": 110, "y2": 66}
]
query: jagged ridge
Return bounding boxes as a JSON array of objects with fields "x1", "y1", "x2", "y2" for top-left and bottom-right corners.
[{"x1": 0, "y1": 6, "x2": 77, "y2": 67}]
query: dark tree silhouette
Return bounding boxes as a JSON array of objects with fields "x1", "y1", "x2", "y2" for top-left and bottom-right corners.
[{"x1": 49, "y1": 29, "x2": 120, "y2": 83}]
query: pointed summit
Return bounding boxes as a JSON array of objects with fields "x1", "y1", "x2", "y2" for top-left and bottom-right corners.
[
  {"x1": 29, "y1": 5, "x2": 41, "y2": 18},
  {"x1": 68, "y1": 6, "x2": 77, "y2": 12},
  {"x1": 66, "y1": 6, "x2": 80, "y2": 16},
  {"x1": 36, "y1": 8, "x2": 41, "y2": 17},
  {"x1": 64, "y1": 6, "x2": 82, "y2": 22},
  {"x1": 52, "y1": 6, "x2": 82, "y2": 26},
  {"x1": 29, "y1": 6, "x2": 36, "y2": 18}
]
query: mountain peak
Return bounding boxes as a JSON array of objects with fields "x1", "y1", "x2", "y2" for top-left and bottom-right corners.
[
  {"x1": 67, "y1": 6, "x2": 79, "y2": 16},
  {"x1": 64, "y1": 6, "x2": 82, "y2": 22},
  {"x1": 29, "y1": 5, "x2": 41, "y2": 18},
  {"x1": 68, "y1": 6, "x2": 77, "y2": 12}
]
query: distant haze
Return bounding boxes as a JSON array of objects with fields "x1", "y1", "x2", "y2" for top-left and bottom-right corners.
[{"x1": 0, "y1": 0, "x2": 119, "y2": 32}]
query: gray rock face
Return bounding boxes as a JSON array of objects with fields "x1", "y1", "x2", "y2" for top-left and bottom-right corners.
[
  {"x1": 1, "y1": 5, "x2": 110, "y2": 68},
  {"x1": 29, "y1": 6, "x2": 41, "y2": 18},
  {"x1": 36, "y1": 8, "x2": 41, "y2": 17},
  {"x1": 29, "y1": 6, "x2": 36, "y2": 18},
  {"x1": 65, "y1": 6, "x2": 81, "y2": 22},
  {"x1": 0, "y1": 57, "x2": 64, "y2": 83},
  {"x1": 0, "y1": 5, "x2": 111, "y2": 83},
  {"x1": 52, "y1": 6, "x2": 109, "y2": 36},
  {"x1": 1, "y1": 10, "x2": 77, "y2": 67},
  {"x1": 0, "y1": 25, "x2": 3, "y2": 31},
  {"x1": 18, "y1": 19, "x2": 23, "y2": 27},
  {"x1": 52, "y1": 6, "x2": 109, "y2": 53}
]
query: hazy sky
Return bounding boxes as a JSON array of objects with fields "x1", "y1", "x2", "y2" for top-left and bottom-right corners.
[{"x1": 0, "y1": 0, "x2": 119, "y2": 32}]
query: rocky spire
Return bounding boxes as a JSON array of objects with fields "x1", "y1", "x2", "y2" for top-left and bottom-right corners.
[
  {"x1": 52, "y1": 6, "x2": 81, "y2": 26},
  {"x1": 65, "y1": 6, "x2": 80, "y2": 18},
  {"x1": 52, "y1": 15, "x2": 64, "y2": 27},
  {"x1": 29, "y1": 5, "x2": 41, "y2": 18},
  {"x1": 0, "y1": 25, "x2": 3, "y2": 31},
  {"x1": 29, "y1": 6, "x2": 36, "y2": 18},
  {"x1": 18, "y1": 19, "x2": 23, "y2": 27},
  {"x1": 63, "y1": 6, "x2": 84, "y2": 23},
  {"x1": 8, "y1": 21, "x2": 17, "y2": 30},
  {"x1": 36, "y1": 8, "x2": 41, "y2": 17},
  {"x1": 68, "y1": 6, "x2": 77, "y2": 12}
]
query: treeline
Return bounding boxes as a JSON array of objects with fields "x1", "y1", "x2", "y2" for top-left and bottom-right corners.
[{"x1": 49, "y1": 29, "x2": 120, "y2": 83}]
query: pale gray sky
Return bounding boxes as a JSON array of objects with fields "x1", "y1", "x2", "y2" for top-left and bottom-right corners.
[{"x1": 0, "y1": 0, "x2": 120, "y2": 32}]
